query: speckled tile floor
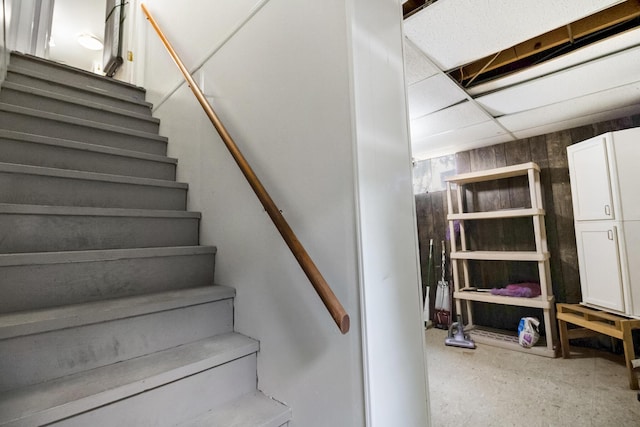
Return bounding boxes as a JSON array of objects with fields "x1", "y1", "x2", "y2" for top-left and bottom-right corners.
[{"x1": 425, "y1": 328, "x2": 640, "y2": 427}]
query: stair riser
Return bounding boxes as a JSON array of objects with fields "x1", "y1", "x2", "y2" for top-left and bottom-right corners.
[
  {"x1": 0, "y1": 172, "x2": 187, "y2": 210},
  {"x1": 0, "y1": 110, "x2": 166, "y2": 156},
  {"x1": 0, "y1": 88, "x2": 159, "y2": 133},
  {"x1": 10, "y1": 55, "x2": 145, "y2": 102},
  {"x1": 50, "y1": 354, "x2": 257, "y2": 427},
  {"x1": 0, "y1": 137, "x2": 175, "y2": 180},
  {"x1": 0, "y1": 252, "x2": 215, "y2": 313},
  {"x1": 0, "y1": 214, "x2": 199, "y2": 254},
  {"x1": 0, "y1": 300, "x2": 234, "y2": 392},
  {"x1": 181, "y1": 392, "x2": 291, "y2": 427},
  {"x1": 6, "y1": 71, "x2": 152, "y2": 116}
]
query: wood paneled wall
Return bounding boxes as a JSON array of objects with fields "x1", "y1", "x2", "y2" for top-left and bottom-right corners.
[{"x1": 416, "y1": 114, "x2": 640, "y2": 330}]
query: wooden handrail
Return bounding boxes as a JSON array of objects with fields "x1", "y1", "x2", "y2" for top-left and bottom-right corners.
[{"x1": 141, "y1": 4, "x2": 350, "y2": 334}]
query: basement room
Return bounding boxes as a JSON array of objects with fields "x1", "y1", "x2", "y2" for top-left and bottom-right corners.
[{"x1": 404, "y1": 0, "x2": 640, "y2": 425}]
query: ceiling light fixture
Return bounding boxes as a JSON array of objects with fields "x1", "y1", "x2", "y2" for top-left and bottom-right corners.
[{"x1": 77, "y1": 34, "x2": 103, "y2": 51}]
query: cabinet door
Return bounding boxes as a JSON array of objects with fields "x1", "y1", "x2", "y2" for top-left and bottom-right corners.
[
  {"x1": 622, "y1": 221, "x2": 640, "y2": 316},
  {"x1": 575, "y1": 222, "x2": 624, "y2": 313},
  {"x1": 567, "y1": 136, "x2": 614, "y2": 221},
  {"x1": 610, "y1": 128, "x2": 640, "y2": 220}
]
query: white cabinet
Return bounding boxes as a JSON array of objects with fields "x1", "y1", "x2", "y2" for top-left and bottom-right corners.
[
  {"x1": 566, "y1": 136, "x2": 615, "y2": 221},
  {"x1": 574, "y1": 221, "x2": 624, "y2": 312},
  {"x1": 610, "y1": 130, "x2": 640, "y2": 220},
  {"x1": 568, "y1": 127, "x2": 640, "y2": 317}
]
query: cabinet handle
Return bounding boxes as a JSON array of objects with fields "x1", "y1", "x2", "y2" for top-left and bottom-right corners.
[
  {"x1": 608, "y1": 230, "x2": 614, "y2": 240},
  {"x1": 604, "y1": 205, "x2": 611, "y2": 216}
]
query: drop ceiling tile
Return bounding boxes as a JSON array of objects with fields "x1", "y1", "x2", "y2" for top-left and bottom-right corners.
[
  {"x1": 512, "y1": 104, "x2": 640, "y2": 140},
  {"x1": 412, "y1": 121, "x2": 512, "y2": 160},
  {"x1": 404, "y1": 39, "x2": 440, "y2": 85},
  {"x1": 476, "y1": 45, "x2": 640, "y2": 115},
  {"x1": 408, "y1": 74, "x2": 466, "y2": 119},
  {"x1": 404, "y1": 0, "x2": 624, "y2": 70},
  {"x1": 498, "y1": 81, "x2": 640, "y2": 133},
  {"x1": 410, "y1": 101, "x2": 489, "y2": 140}
]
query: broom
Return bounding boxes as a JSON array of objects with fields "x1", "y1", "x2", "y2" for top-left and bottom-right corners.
[{"x1": 434, "y1": 240, "x2": 451, "y2": 329}]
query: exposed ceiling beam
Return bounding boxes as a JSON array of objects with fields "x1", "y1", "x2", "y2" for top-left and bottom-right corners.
[
  {"x1": 450, "y1": 0, "x2": 640, "y2": 84},
  {"x1": 403, "y1": 0, "x2": 437, "y2": 19},
  {"x1": 403, "y1": 0, "x2": 424, "y2": 18}
]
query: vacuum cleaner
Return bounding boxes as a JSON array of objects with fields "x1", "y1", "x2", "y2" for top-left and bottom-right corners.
[{"x1": 444, "y1": 314, "x2": 476, "y2": 349}]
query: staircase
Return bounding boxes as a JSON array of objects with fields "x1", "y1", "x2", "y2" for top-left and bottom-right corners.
[{"x1": 0, "y1": 52, "x2": 290, "y2": 426}]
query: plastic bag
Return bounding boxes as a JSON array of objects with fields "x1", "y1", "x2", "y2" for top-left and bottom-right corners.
[{"x1": 518, "y1": 317, "x2": 540, "y2": 348}]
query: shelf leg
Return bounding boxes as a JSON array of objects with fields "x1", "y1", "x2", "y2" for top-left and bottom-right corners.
[
  {"x1": 542, "y1": 308, "x2": 556, "y2": 355},
  {"x1": 558, "y1": 316, "x2": 570, "y2": 359},
  {"x1": 455, "y1": 297, "x2": 462, "y2": 321}
]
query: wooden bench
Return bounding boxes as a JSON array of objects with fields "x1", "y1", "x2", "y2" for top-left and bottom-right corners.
[{"x1": 556, "y1": 303, "x2": 640, "y2": 390}]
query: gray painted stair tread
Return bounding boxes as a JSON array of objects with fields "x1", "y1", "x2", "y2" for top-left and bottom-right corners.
[
  {"x1": 181, "y1": 391, "x2": 292, "y2": 427},
  {"x1": 0, "y1": 130, "x2": 175, "y2": 180},
  {"x1": 0, "y1": 286, "x2": 235, "y2": 340},
  {"x1": 0, "y1": 162, "x2": 187, "y2": 189},
  {"x1": 0, "y1": 81, "x2": 159, "y2": 124},
  {"x1": 6, "y1": 66, "x2": 153, "y2": 112},
  {"x1": 9, "y1": 52, "x2": 147, "y2": 95},
  {"x1": 0, "y1": 130, "x2": 176, "y2": 164},
  {"x1": 0, "y1": 333, "x2": 259, "y2": 426},
  {"x1": 0, "y1": 245, "x2": 216, "y2": 267},
  {"x1": 0, "y1": 203, "x2": 200, "y2": 218},
  {"x1": 0, "y1": 246, "x2": 217, "y2": 314},
  {"x1": 0, "y1": 203, "x2": 200, "y2": 253},
  {"x1": 0, "y1": 103, "x2": 166, "y2": 142}
]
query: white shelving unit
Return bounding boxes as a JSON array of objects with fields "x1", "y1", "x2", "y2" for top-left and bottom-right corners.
[{"x1": 446, "y1": 162, "x2": 558, "y2": 358}]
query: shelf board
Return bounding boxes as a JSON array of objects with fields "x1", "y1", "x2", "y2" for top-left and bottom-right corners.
[
  {"x1": 469, "y1": 326, "x2": 558, "y2": 358},
  {"x1": 448, "y1": 208, "x2": 545, "y2": 220},
  {"x1": 454, "y1": 290, "x2": 554, "y2": 309},
  {"x1": 446, "y1": 162, "x2": 539, "y2": 184},
  {"x1": 450, "y1": 250, "x2": 549, "y2": 261}
]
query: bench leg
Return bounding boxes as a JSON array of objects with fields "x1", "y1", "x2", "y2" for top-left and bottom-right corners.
[
  {"x1": 622, "y1": 322, "x2": 639, "y2": 390},
  {"x1": 558, "y1": 318, "x2": 570, "y2": 359}
]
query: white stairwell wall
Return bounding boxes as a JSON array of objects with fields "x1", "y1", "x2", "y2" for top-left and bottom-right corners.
[{"x1": 140, "y1": 0, "x2": 430, "y2": 425}]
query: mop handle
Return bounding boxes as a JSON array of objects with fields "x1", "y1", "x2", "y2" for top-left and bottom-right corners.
[
  {"x1": 426, "y1": 239, "x2": 434, "y2": 289},
  {"x1": 441, "y1": 240, "x2": 446, "y2": 283}
]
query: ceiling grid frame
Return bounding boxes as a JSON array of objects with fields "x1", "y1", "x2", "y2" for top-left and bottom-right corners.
[
  {"x1": 404, "y1": 37, "x2": 518, "y2": 143},
  {"x1": 404, "y1": 0, "x2": 640, "y2": 159}
]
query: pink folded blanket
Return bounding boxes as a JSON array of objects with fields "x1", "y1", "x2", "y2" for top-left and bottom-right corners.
[{"x1": 490, "y1": 282, "x2": 541, "y2": 298}]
